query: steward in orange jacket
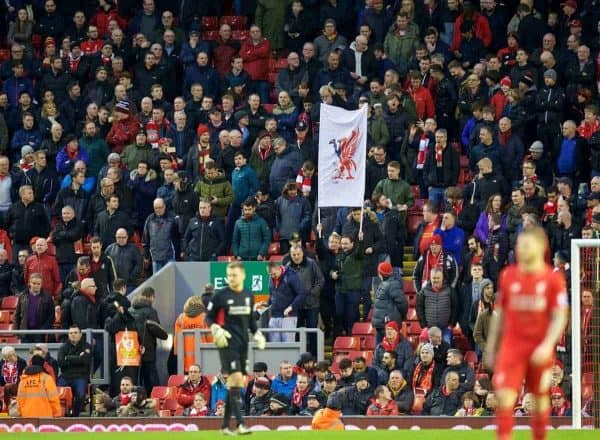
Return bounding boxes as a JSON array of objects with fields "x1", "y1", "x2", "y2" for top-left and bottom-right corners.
[
  {"x1": 312, "y1": 393, "x2": 344, "y2": 431},
  {"x1": 173, "y1": 296, "x2": 212, "y2": 372},
  {"x1": 16, "y1": 355, "x2": 61, "y2": 417}
]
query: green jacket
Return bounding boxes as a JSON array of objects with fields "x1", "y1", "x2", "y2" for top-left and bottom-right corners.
[
  {"x1": 368, "y1": 114, "x2": 390, "y2": 148},
  {"x1": 255, "y1": 0, "x2": 291, "y2": 50},
  {"x1": 383, "y1": 24, "x2": 419, "y2": 67},
  {"x1": 373, "y1": 178, "x2": 414, "y2": 208},
  {"x1": 79, "y1": 135, "x2": 110, "y2": 177},
  {"x1": 334, "y1": 242, "x2": 364, "y2": 293},
  {"x1": 232, "y1": 215, "x2": 271, "y2": 260},
  {"x1": 249, "y1": 144, "x2": 276, "y2": 185},
  {"x1": 120, "y1": 143, "x2": 152, "y2": 171},
  {"x1": 194, "y1": 172, "x2": 233, "y2": 218}
]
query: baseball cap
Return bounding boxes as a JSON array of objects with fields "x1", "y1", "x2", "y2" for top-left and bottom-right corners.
[{"x1": 254, "y1": 377, "x2": 270, "y2": 389}]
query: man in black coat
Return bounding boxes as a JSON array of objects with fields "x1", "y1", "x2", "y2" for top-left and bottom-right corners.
[
  {"x1": 182, "y1": 200, "x2": 226, "y2": 261},
  {"x1": 57, "y1": 324, "x2": 93, "y2": 416},
  {"x1": 52, "y1": 205, "x2": 85, "y2": 282},
  {"x1": 130, "y1": 287, "x2": 168, "y2": 394},
  {"x1": 423, "y1": 128, "x2": 459, "y2": 210},
  {"x1": 93, "y1": 194, "x2": 132, "y2": 246},
  {"x1": 0, "y1": 249, "x2": 13, "y2": 298}
]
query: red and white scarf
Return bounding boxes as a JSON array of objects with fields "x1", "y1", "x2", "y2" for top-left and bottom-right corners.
[{"x1": 416, "y1": 134, "x2": 430, "y2": 169}]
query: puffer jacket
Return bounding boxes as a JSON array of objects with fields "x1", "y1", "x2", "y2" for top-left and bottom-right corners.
[
  {"x1": 232, "y1": 164, "x2": 259, "y2": 206},
  {"x1": 372, "y1": 276, "x2": 407, "y2": 329},
  {"x1": 248, "y1": 391, "x2": 272, "y2": 416},
  {"x1": 416, "y1": 284, "x2": 458, "y2": 329},
  {"x1": 142, "y1": 212, "x2": 180, "y2": 262},
  {"x1": 16, "y1": 366, "x2": 61, "y2": 417},
  {"x1": 232, "y1": 215, "x2": 271, "y2": 260},
  {"x1": 275, "y1": 193, "x2": 311, "y2": 239},
  {"x1": 423, "y1": 385, "x2": 461, "y2": 416},
  {"x1": 286, "y1": 256, "x2": 324, "y2": 310},
  {"x1": 183, "y1": 215, "x2": 226, "y2": 261},
  {"x1": 130, "y1": 296, "x2": 168, "y2": 363},
  {"x1": 176, "y1": 377, "x2": 212, "y2": 408}
]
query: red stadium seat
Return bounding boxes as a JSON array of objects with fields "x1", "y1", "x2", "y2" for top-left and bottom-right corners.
[
  {"x1": 151, "y1": 386, "x2": 174, "y2": 407},
  {"x1": 269, "y1": 255, "x2": 284, "y2": 262},
  {"x1": 167, "y1": 374, "x2": 186, "y2": 387},
  {"x1": 406, "y1": 307, "x2": 418, "y2": 321},
  {"x1": 268, "y1": 71, "x2": 278, "y2": 85},
  {"x1": 274, "y1": 58, "x2": 288, "y2": 70},
  {"x1": 333, "y1": 336, "x2": 360, "y2": 352},
  {"x1": 0, "y1": 49, "x2": 10, "y2": 63},
  {"x1": 221, "y1": 16, "x2": 247, "y2": 30},
  {"x1": 407, "y1": 214, "x2": 423, "y2": 236},
  {"x1": 351, "y1": 322, "x2": 374, "y2": 336},
  {"x1": 58, "y1": 387, "x2": 73, "y2": 416},
  {"x1": 405, "y1": 321, "x2": 422, "y2": 336},
  {"x1": 232, "y1": 30, "x2": 249, "y2": 41},
  {"x1": 0, "y1": 336, "x2": 19, "y2": 344},
  {"x1": 407, "y1": 293, "x2": 417, "y2": 308},
  {"x1": 217, "y1": 256, "x2": 234, "y2": 262},
  {"x1": 453, "y1": 334, "x2": 471, "y2": 353},
  {"x1": 403, "y1": 280, "x2": 416, "y2": 294},
  {"x1": 201, "y1": 30, "x2": 219, "y2": 41},
  {"x1": 464, "y1": 351, "x2": 478, "y2": 369},
  {"x1": 201, "y1": 16, "x2": 219, "y2": 30},
  {"x1": 409, "y1": 198, "x2": 426, "y2": 213},
  {"x1": 262, "y1": 103, "x2": 275, "y2": 114},
  {"x1": 476, "y1": 373, "x2": 490, "y2": 382},
  {"x1": 410, "y1": 185, "x2": 420, "y2": 200},
  {"x1": 162, "y1": 398, "x2": 179, "y2": 415},
  {"x1": 0, "y1": 310, "x2": 11, "y2": 324},
  {"x1": 360, "y1": 335, "x2": 376, "y2": 350},
  {"x1": 0, "y1": 323, "x2": 14, "y2": 332},
  {"x1": 158, "y1": 409, "x2": 172, "y2": 417}
]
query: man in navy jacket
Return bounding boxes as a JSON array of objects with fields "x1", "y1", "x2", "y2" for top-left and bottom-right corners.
[{"x1": 266, "y1": 262, "x2": 306, "y2": 343}]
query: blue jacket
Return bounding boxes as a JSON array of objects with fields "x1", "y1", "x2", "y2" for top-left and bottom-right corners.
[
  {"x1": 469, "y1": 141, "x2": 503, "y2": 175},
  {"x1": 2, "y1": 75, "x2": 34, "y2": 107},
  {"x1": 128, "y1": 169, "x2": 159, "y2": 228},
  {"x1": 268, "y1": 266, "x2": 306, "y2": 318},
  {"x1": 10, "y1": 128, "x2": 42, "y2": 161},
  {"x1": 231, "y1": 164, "x2": 259, "y2": 205},
  {"x1": 183, "y1": 64, "x2": 221, "y2": 99},
  {"x1": 273, "y1": 107, "x2": 300, "y2": 144},
  {"x1": 271, "y1": 373, "x2": 298, "y2": 399},
  {"x1": 434, "y1": 226, "x2": 466, "y2": 265},
  {"x1": 269, "y1": 148, "x2": 303, "y2": 197},
  {"x1": 180, "y1": 41, "x2": 211, "y2": 67},
  {"x1": 56, "y1": 146, "x2": 90, "y2": 176},
  {"x1": 275, "y1": 194, "x2": 311, "y2": 239}
]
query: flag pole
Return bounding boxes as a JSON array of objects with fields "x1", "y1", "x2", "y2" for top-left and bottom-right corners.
[
  {"x1": 359, "y1": 205, "x2": 364, "y2": 236},
  {"x1": 317, "y1": 208, "x2": 322, "y2": 238}
]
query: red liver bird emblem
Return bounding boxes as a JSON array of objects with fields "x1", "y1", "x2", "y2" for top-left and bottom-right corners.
[{"x1": 330, "y1": 129, "x2": 360, "y2": 179}]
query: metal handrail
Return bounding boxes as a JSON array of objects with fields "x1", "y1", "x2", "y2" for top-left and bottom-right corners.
[{"x1": 3, "y1": 329, "x2": 110, "y2": 385}]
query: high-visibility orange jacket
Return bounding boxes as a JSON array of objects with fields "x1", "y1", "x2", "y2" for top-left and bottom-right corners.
[
  {"x1": 16, "y1": 366, "x2": 62, "y2": 417},
  {"x1": 311, "y1": 408, "x2": 345, "y2": 431},
  {"x1": 173, "y1": 312, "x2": 212, "y2": 373}
]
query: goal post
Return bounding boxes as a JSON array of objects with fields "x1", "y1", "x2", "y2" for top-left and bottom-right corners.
[{"x1": 570, "y1": 239, "x2": 600, "y2": 429}]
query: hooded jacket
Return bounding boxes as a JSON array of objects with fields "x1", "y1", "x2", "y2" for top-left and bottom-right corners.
[
  {"x1": 16, "y1": 365, "x2": 61, "y2": 417},
  {"x1": 130, "y1": 295, "x2": 168, "y2": 363},
  {"x1": 269, "y1": 147, "x2": 303, "y2": 197},
  {"x1": 372, "y1": 276, "x2": 407, "y2": 329}
]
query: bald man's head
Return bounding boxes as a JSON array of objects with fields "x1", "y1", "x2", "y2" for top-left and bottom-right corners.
[{"x1": 80, "y1": 278, "x2": 97, "y2": 294}]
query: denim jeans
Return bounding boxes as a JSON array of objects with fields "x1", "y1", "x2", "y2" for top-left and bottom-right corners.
[
  {"x1": 335, "y1": 290, "x2": 360, "y2": 335},
  {"x1": 58, "y1": 376, "x2": 89, "y2": 416},
  {"x1": 268, "y1": 316, "x2": 297, "y2": 342},
  {"x1": 152, "y1": 260, "x2": 173, "y2": 274}
]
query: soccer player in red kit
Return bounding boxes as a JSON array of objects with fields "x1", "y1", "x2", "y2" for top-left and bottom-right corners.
[{"x1": 485, "y1": 227, "x2": 569, "y2": 440}]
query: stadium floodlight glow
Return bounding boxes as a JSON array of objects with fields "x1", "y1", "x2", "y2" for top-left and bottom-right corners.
[{"x1": 570, "y1": 239, "x2": 600, "y2": 429}]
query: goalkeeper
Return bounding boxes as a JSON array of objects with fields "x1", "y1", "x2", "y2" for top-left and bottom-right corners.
[{"x1": 206, "y1": 261, "x2": 266, "y2": 435}]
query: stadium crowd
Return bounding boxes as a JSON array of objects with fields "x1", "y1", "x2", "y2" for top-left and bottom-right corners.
[{"x1": 0, "y1": 0, "x2": 598, "y2": 419}]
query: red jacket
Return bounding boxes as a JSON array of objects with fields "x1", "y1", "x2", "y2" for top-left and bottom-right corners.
[
  {"x1": 490, "y1": 91, "x2": 507, "y2": 121},
  {"x1": 176, "y1": 377, "x2": 212, "y2": 408},
  {"x1": 409, "y1": 86, "x2": 435, "y2": 119},
  {"x1": 239, "y1": 38, "x2": 271, "y2": 81},
  {"x1": 577, "y1": 119, "x2": 600, "y2": 140},
  {"x1": 81, "y1": 39, "x2": 104, "y2": 56},
  {"x1": 212, "y1": 39, "x2": 240, "y2": 77},
  {"x1": 90, "y1": 8, "x2": 127, "y2": 37},
  {"x1": 451, "y1": 12, "x2": 492, "y2": 51},
  {"x1": 106, "y1": 116, "x2": 142, "y2": 154},
  {"x1": 24, "y1": 253, "x2": 62, "y2": 297},
  {"x1": 366, "y1": 399, "x2": 400, "y2": 415}
]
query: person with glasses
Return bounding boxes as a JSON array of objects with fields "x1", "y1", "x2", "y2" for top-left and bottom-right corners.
[{"x1": 57, "y1": 324, "x2": 93, "y2": 416}]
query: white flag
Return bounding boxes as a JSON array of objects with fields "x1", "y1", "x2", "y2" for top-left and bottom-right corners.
[{"x1": 317, "y1": 104, "x2": 367, "y2": 208}]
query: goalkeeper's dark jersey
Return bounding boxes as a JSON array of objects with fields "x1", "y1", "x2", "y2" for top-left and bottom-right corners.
[{"x1": 206, "y1": 286, "x2": 257, "y2": 351}]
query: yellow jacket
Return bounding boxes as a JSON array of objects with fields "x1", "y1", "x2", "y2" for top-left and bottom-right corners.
[{"x1": 16, "y1": 367, "x2": 62, "y2": 417}]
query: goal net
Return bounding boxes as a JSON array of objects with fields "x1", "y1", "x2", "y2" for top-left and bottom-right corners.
[{"x1": 571, "y1": 239, "x2": 600, "y2": 429}]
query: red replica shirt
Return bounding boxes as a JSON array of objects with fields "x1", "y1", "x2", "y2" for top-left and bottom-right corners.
[{"x1": 497, "y1": 264, "x2": 568, "y2": 349}]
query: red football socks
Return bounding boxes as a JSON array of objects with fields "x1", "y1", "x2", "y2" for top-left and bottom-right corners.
[
  {"x1": 532, "y1": 407, "x2": 550, "y2": 440},
  {"x1": 496, "y1": 407, "x2": 514, "y2": 440}
]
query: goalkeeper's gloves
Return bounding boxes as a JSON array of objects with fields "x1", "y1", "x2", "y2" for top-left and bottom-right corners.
[
  {"x1": 210, "y1": 324, "x2": 231, "y2": 348},
  {"x1": 253, "y1": 330, "x2": 266, "y2": 350}
]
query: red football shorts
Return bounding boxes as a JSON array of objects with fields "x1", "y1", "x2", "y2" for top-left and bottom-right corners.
[{"x1": 493, "y1": 343, "x2": 553, "y2": 395}]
